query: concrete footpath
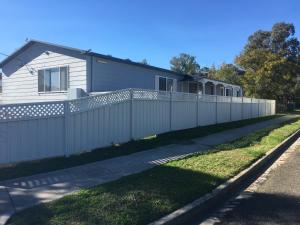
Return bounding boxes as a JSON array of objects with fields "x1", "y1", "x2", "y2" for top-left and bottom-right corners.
[
  {"x1": 198, "y1": 133, "x2": 300, "y2": 225},
  {"x1": 0, "y1": 115, "x2": 298, "y2": 224}
]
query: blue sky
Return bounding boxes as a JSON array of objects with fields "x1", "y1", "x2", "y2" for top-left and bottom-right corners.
[{"x1": 0, "y1": 0, "x2": 299, "y2": 69}]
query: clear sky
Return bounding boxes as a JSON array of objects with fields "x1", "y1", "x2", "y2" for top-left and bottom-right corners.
[{"x1": 0, "y1": 0, "x2": 299, "y2": 70}]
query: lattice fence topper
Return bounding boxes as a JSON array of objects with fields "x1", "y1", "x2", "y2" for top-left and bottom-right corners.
[
  {"x1": 0, "y1": 88, "x2": 275, "y2": 120},
  {"x1": 132, "y1": 89, "x2": 170, "y2": 101},
  {"x1": 69, "y1": 89, "x2": 131, "y2": 113},
  {"x1": 0, "y1": 101, "x2": 64, "y2": 121}
]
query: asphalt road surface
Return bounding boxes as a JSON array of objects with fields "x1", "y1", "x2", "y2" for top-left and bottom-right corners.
[{"x1": 196, "y1": 138, "x2": 300, "y2": 225}]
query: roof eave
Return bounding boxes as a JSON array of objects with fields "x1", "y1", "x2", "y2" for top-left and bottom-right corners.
[{"x1": 0, "y1": 39, "x2": 86, "y2": 68}]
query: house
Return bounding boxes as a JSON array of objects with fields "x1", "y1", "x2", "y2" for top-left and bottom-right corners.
[{"x1": 0, "y1": 40, "x2": 242, "y2": 104}]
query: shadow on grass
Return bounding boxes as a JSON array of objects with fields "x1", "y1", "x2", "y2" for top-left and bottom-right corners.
[
  {"x1": 0, "y1": 115, "x2": 280, "y2": 182},
  {"x1": 7, "y1": 166, "x2": 226, "y2": 225}
]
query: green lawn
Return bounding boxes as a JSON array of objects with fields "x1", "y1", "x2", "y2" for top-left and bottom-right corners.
[
  {"x1": 7, "y1": 117, "x2": 300, "y2": 225},
  {"x1": 0, "y1": 115, "x2": 280, "y2": 182}
]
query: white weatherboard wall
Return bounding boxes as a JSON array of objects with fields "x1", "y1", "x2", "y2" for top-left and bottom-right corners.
[
  {"x1": 1, "y1": 43, "x2": 87, "y2": 104},
  {"x1": 0, "y1": 89, "x2": 276, "y2": 165}
]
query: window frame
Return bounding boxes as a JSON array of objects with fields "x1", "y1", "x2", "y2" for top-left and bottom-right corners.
[
  {"x1": 157, "y1": 76, "x2": 176, "y2": 92},
  {"x1": 0, "y1": 73, "x2": 2, "y2": 94},
  {"x1": 225, "y1": 88, "x2": 232, "y2": 96},
  {"x1": 38, "y1": 66, "x2": 69, "y2": 93}
]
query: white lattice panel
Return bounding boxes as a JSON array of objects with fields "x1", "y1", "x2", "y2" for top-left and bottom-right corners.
[
  {"x1": 0, "y1": 102, "x2": 64, "y2": 121},
  {"x1": 133, "y1": 89, "x2": 170, "y2": 101},
  {"x1": 69, "y1": 89, "x2": 131, "y2": 113}
]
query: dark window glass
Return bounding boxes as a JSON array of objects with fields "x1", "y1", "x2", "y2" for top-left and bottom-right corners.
[
  {"x1": 226, "y1": 89, "x2": 232, "y2": 96},
  {"x1": 60, "y1": 67, "x2": 68, "y2": 91},
  {"x1": 159, "y1": 77, "x2": 166, "y2": 91},
  {"x1": 38, "y1": 70, "x2": 44, "y2": 92},
  {"x1": 44, "y1": 69, "x2": 51, "y2": 92},
  {"x1": 189, "y1": 82, "x2": 198, "y2": 93},
  {"x1": 0, "y1": 73, "x2": 2, "y2": 93}
]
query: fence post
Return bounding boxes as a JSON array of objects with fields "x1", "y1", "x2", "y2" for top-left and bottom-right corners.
[
  {"x1": 196, "y1": 93, "x2": 199, "y2": 127},
  {"x1": 230, "y1": 96, "x2": 232, "y2": 122},
  {"x1": 169, "y1": 91, "x2": 172, "y2": 131},
  {"x1": 64, "y1": 101, "x2": 70, "y2": 157},
  {"x1": 130, "y1": 89, "x2": 134, "y2": 140},
  {"x1": 251, "y1": 98, "x2": 253, "y2": 118},
  {"x1": 241, "y1": 97, "x2": 244, "y2": 120},
  {"x1": 215, "y1": 95, "x2": 218, "y2": 124},
  {"x1": 258, "y1": 99, "x2": 260, "y2": 117}
]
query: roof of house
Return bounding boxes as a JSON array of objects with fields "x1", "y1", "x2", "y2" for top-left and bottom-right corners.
[
  {"x1": 0, "y1": 39, "x2": 241, "y2": 88},
  {"x1": 0, "y1": 39, "x2": 191, "y2": 78}
]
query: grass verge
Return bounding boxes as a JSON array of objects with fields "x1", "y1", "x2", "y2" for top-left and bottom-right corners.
[
  {"x1": 0, "y1": 115, "x2": 280, "y2": 182},
  {"x1": 7, "y1": 117, "x2": 300, "y2": 225}
]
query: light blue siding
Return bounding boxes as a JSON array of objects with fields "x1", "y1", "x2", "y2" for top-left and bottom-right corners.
[{"x1": 90, "y1": 57, "x2": 182, "y2": 92}]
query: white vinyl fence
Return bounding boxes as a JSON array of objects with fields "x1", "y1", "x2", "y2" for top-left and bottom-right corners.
[{"x1": 0, "y1": 89, "x2": 276, "y2": 165}]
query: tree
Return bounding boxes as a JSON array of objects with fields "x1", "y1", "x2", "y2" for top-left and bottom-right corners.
[
  {"x1": 199, "y1": 66, "x2": 210, "y2": 76},
  {"x1": 140, "y1": 59, "x2": 148, "y2": 65},
  {"x1": 209, "y1": 63, "x2": 242, "y2": 86},
  {"x1": 236, "y1": 22, "x2": 300, "y2": 102},
  {"x1": 207, "y1": 64, "x2": 217, "y2": 79},
  {"x1": 170, "y1": 53, "x2": 200, "y2": 75},
  {"x1": 238, "y1": 49, "x2": 298, "y2": 99}
]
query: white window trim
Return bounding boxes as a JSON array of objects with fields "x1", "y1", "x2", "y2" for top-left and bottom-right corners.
[
  {"x1": 156, "y1": 75, "x2": 177, "y2": 92},
  {"x1": 38, "y1": 66, "x2": 69, "y2": 94}
]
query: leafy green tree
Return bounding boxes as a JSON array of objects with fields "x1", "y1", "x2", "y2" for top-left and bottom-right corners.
[
  {"x1": 236, "y1": 22, "x2": 300, "y2": 102},
  {"x1": 207, "y1": 64, "x2": 217, "y2": 79},
  {"x1": 170, "y1": 53, "x2": 200, "y2": 75},
  {"x1": 208, "y1": 63, "x2": 242, "y2": 85}
]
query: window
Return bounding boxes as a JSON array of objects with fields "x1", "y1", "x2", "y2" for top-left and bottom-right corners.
[
  {"x1": 159, "y1": 77, "x2": 167, "y2": 91},
  {"x1": 38, "y1": 67, "x2": 68, "y2": 92},
  {"x1": 158, "y1": 76, "x2": 176, "y2": 91},
  {"x1": 188, "y1": 82, "x2": 198, "y2": 93},
  {"x1": 0, "y1": 73, "x2": 2, "y2": 94},
  {"x1": 225, "y1": 88, "x2": 232, "y2": 96}
]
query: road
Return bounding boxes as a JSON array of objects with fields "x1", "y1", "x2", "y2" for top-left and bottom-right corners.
[{"x1": 196, "y1": 137, "x2": 300, "y2": 225}]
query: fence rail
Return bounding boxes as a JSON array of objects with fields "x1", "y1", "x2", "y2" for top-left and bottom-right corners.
[{"x1": 0, "y1": 88, "x2": 276, "y2": 165}]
